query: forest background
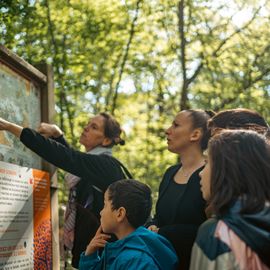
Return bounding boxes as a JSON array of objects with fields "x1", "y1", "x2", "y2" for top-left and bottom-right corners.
[{"x1": 1, "y1": 0, "x2": 270, "y2": 263}]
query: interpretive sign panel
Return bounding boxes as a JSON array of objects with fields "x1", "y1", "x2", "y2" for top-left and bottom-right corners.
[
  {"x1": 0, "y1": 45, "x2": 58, "y2": 269},
  {"x1": 0, "y1": 62, "x2": 42, "y2": 169},
  {"x1": 0, "y1": 161, "x2": 51, "y2": 270}
]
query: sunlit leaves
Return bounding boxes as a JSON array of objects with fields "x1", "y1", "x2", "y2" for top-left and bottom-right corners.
[{"x1": 1, "y1": 0, "x2": 270, "y2": 210}]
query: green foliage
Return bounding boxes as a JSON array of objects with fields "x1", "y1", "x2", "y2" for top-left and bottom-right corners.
[
  {"x1": 2, "y1": 0, "x2": 269, "y2": 185},
  {"x1": 2, "y1": 1, "x2": 269, "y2": 267},
  {"x1": 1, "y1": 0, "x2": 269, "y2": 237}
]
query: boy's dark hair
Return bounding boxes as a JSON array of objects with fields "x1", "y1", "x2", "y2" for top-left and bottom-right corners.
[
  {"x1": 107, "y1": 179, "x2": 152, "y2": 228},
  {"x1": 208, "y1": 130, "x2": 270, "y2": 216},
  {"x1": 99, "y1": 112, "x2": 125, "y2": 147},
  {"x1": 208, "y1": 108, "x2": 269, "y2": 136},
  {"x1": 186, "y1": 109, "x2": 215, "y2": 151}
]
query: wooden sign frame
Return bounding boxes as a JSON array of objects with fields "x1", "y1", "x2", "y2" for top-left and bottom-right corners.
[{"x1": 0, "y1": 45, "x2": 59, "y2": 269}]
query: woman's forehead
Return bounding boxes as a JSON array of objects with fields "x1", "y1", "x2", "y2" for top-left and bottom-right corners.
[
  {"x1": 175, "y1": 111, "x2": 191, "y2": 122},
  {"x1": 104, "y1": 190, "x2": 111, "y2": 201},
  {"x1": 89, "y1": 115, "x2": 105, "y2": 126}
]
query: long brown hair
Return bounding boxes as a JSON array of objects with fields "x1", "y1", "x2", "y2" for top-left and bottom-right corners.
[{"x1": 208, "y1": 130, "x2": 270, "y2": 216}]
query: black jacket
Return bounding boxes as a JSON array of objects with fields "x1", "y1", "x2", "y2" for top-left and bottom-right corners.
[
  {"x1": 20, "y1": 128, "x2": 129, "y2": 268},
  {"x1": 152, "y1": 164, "x2": 206, "y2": 270}
]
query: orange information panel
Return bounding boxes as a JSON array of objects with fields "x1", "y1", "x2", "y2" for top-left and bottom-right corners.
[
  {"x1": 32, "y1": 169, "x2": 52, "y2": 270},
  {"x1": 0, "y1": 161, "x2": 52, "y2": 270}
]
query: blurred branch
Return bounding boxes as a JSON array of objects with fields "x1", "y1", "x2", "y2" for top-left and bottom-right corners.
[
  {"x1": 44, "y1": 0, "x2": 75, "y2": 142},
  {"x1": 178, "y1": 0, "x2": 189, "y2": 110},
  {"x1": 177, "y1": 1, "x2": 263, "y2": 111},
  {"x1": 111, "y1": 0, "x2": 143, "y2": 115}
]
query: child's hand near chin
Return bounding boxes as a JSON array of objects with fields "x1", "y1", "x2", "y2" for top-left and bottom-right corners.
[
  {"x1": 147, "y1": 225, "x2": 159, "y2": 233},
  {"x1": 85, "y1": 226, "x2": 111, "y2": 256}
]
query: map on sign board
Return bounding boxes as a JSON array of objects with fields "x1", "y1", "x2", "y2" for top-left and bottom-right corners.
[{"x1": 0, "y1": 62, "x2": 42, "y2": 169}]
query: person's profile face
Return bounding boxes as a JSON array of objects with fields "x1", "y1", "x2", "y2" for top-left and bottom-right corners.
[
  {"x1": 100, "y1": 191, "x2": 118, "y2": 234},
  {"x1": 79, "y1": 115, "x2": 107, "y2": 151},
  {"x1": 165, "y1": 111, "x2": 195, "y2": 154}
]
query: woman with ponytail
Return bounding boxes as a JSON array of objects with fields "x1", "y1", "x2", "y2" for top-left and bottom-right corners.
[
  {"x1": 0, "y1": 112, "x2": 131, "y2": 269},
  {"x1": 147, "y1": 109, "x2": 215, "y2": 270}
]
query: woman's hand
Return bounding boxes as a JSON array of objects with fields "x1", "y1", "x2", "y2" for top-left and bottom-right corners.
[
  {"x1": 147, "y1": 225, "x2": 159, "y2": 233},
  {"x1": 85, "y1": 226, "x2": 111, "y2": 256},
  {"x1": 37, "y1": 123, "x2": 63, "y2": 138},
  {"x1": 0, "y1": 117, "x2": 11, "y2": 131},
  {"x1": 0, "y1": 118, "x2": 23, "y2": 138}
]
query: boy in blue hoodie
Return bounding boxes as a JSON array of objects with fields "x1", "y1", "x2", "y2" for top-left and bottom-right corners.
[{"x1": 79, "y1": 179, "x2": 178, "y2": 270}]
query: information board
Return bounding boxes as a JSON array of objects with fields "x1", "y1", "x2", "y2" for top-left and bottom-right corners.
[
  {"x1": 0, "y1": 62, "x2": 42, "y2": 169},
  {"x1": 0, "y1": 161, "x2": 51, "y2": 270},
  {"x1": 0, "y1": 45, "x2": 59, "y2": 269}
]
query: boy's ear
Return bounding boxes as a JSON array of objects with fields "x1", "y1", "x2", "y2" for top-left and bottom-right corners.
[
  {"x1": 190, "y1": 128, "x2": 202, "y2": 142},
  {"x1": 116, "y1": 207, "x2": 127, "y2": 222}
]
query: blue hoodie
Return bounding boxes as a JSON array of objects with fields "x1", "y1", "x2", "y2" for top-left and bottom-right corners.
[{"x1": 79, "y1": 226, "x2": 178, "y2": 270}]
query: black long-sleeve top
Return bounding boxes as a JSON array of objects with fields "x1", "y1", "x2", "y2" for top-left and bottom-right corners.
[
  {"x1": 20, "y1": 128, "x2": 127, "y2": 267},
  {"x1": 153, "y1": 164, "x2": 207, "y2": 270}
]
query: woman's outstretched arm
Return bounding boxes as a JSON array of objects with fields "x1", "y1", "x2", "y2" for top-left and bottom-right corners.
[{"x1": 0, "y1": 117, "x2": 23, "y2": 138}]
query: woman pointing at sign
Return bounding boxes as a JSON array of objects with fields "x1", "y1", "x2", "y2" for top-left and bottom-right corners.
[{"x1": 0, "y1": 113, "x2": 131, "y2": 269}]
